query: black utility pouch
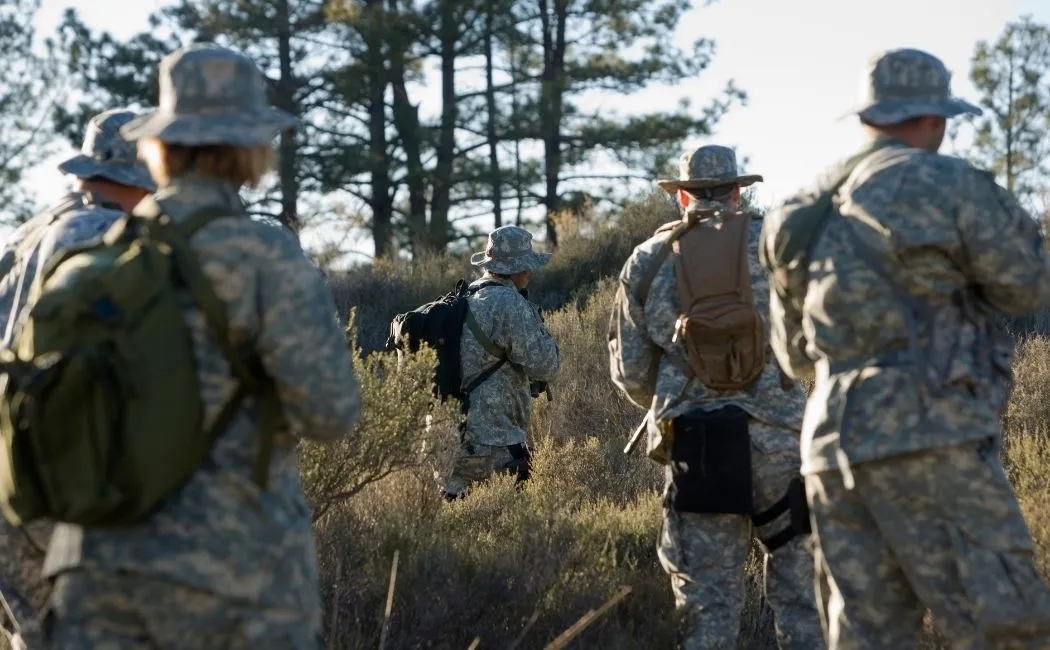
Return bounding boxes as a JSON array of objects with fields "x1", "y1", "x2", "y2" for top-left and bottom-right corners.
[{"x1": 667, "y1": 405, "x2": 753, "y2": 514}]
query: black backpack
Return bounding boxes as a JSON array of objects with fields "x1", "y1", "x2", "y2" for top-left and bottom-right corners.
[{"x1": 385, "y1": 279, "x2": 507, "y2": 409}]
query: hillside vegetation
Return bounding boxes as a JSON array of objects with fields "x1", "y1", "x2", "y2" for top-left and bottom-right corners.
[
  {"x1": 4, "y1": 196, "x2": 1049, "y2": 650},
  {"x1": 307, "y1": 195, "x2": 1050, "y2": 649}
]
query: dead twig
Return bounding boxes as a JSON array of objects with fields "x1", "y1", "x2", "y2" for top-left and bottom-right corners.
[
  {"x1": 542, "y1": 586, "x2": 632, "y2": 650},
  {"x1": 377, "y1": 550, "x2": 400, "y2": 650},
  {"x1": 507, "y1": 609, "x2": 541, "y2": 650}
]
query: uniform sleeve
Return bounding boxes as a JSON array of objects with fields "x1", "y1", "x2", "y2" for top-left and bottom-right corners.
[
  {"x1": 956, "y1": 169, "x2": 1050, "y2": 315},
  {"x1": 608, "y1": 261, "x2": 660, "y2": 410},
  {"x1": 255, "y1": 232, "x2": 361, "y2": 441},
  {"x1": 769, "y1": 285, "x2": 814, "y2": 380},
  {"x1": 499, "y1": 296, "x2": 561, "y2": 382}
]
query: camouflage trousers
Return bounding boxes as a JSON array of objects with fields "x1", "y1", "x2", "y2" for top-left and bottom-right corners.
[
  {"x1": 658, "y1": 420, "x2": 823, "y2": 650},
  {"x1": 807, "y1": 438, "x2": 1050, "y2": 649},
  {"x1": 442, "y1": 441, "x2": 530, "y2": 498},
  {"x1": 33, "y1": 568, "x2": 324, "y2": 650}
]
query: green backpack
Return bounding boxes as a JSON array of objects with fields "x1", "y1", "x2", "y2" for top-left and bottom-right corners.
[{"x1": 0, "y1": 198, "x2": 281, "y2": 528}]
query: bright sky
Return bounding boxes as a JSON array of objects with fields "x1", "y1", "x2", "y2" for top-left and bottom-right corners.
[{"x1": 20, "y1": 0, "x2": 1050, "y2": 255}]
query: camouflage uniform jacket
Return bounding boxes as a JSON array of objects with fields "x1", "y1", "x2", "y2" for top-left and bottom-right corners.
[
  {"x1": 459, "y1": 276, "x2": 561, "y2": 448},
  {"x1": 43, "y1": 173, "x2": 362, "y2": 614},
  {"x1": 763, "y1": 135, "x2": 1050, "y2": 475},
  {"x1": 0, "y1": 190, "x2": 123, "y2": 346},
  {"x1": 609, "y1": 199, "x2": 807, "y2": 465}
]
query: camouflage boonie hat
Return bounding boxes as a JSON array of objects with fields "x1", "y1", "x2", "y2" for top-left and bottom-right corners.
[
  {"x1": 656, "y1": 145, "x2": 762, "y2": 193},
  {"x1": 57, "y1": 109, "x2": 157, "y2": 191},
  {"x1": 470, "y1": 226, "x2": 551, "y2": 275},
  {"x1": 121, "y1": 43, "x2": 297, "y2": 147},
  {"x1": 845, "y1": 48, "x2": 982, "y2": 126}
]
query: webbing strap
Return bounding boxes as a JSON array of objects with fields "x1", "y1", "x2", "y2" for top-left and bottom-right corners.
[
  {"x1": 751, "y1": 494, "x2": 789, "y2": 528},
  {"x1": 461, "y1": 280, "x2": 510, "y2": 396},
  {"x1": 760, "y1": 527, "x2": 799, "y2": 552},
  {"x1": 636, "y1": 214, "x2": 702, "y2": 305},
  {"x1": 465, "y1": 309, "x2": 505, "y2": 360}
]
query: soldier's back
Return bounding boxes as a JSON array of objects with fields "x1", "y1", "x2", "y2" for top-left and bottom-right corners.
[{"x1": 43, "y1": 174, "x2": 359, "y2": 620}]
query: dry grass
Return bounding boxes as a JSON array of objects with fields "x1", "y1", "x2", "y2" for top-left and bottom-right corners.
[
  {"x1": 306, "y1": 191, "x2": 1050, "y2": 647},
  {"x1": 311, "y1": 278, "x2": 785, "y2": 649}
]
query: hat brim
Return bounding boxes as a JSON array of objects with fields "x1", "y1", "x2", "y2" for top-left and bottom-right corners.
[
  {"x1": 470, "y1": 250, "x2": 552, "y2": 275},
  {"x1": 120, "y1": 106, "x2": 298, "y2": 147},
  {"x1": 656, "y1": 175, "x2": 764, "y2": 193},
  {"x1": 843, "y1": 96, "x2": 983, "y2": 126},
  {"x1": 57, "y1": 154, "x2": 157, "y2": 192}
]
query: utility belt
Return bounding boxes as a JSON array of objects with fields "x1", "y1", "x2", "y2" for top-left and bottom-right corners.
[{"x1": 665, "y1": 405, "x2": 811, "y2": 552}]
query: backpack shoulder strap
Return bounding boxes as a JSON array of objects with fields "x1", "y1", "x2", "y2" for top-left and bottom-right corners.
[
  {"x1": 636, "y1": 209, "x2": 719, "y2": 304},
  {"x1": 461, "y1": 280, "x2": 511, "y2": 396},
  {"x1": 139, "y1": 198, "x2": 282, "y2": 489},
  {"x1": 462, "y1": 280, "x2": 509, "y2": 360}
]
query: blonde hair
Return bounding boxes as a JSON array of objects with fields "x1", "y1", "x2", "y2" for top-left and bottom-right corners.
[{"x1": 138, "y1": 137, "x2": 276, "y2": 188}]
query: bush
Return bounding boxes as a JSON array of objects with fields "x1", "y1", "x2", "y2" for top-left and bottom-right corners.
[{"x1": 310, "y1": 279, "x2": 782, "y2": 649}]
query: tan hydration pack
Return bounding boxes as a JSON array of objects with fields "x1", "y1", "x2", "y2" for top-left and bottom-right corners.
[{"x1": 639, "y1": 209, "x2": 766, "y2": 391}]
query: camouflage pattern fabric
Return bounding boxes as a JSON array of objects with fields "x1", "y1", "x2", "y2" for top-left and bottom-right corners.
[
  {"x1": 56, "y1": 108, "x2": 157, "y2": 192},
  {"x1": 469, "y1": 225, "x2": 552, "y2": 276},
  {"x1": 610, "y1": 144, "x2": 821, "y2": 647},
  {"x1": 807, "y1": 439, "x2": 1050, "y2": 648},
  {"x1": 0, "y1": 107, "x2": 154, "y2": 345},
  {"x1": 656, "y1": 144, "x2": 764, "y2": 193},
  {"x1": 40, "y1": 173, "x2": 361, "y2": 644},
  {"x1": 659, "y1": 421, "x2": 822, "y2": 650},
  {"x1": 445, "y1": 275, "x2": 560, "y2": 495},
  {"x1": 0, "y1": 192, "x2": 123, "y2": 347},
  {"x1": 120, "y1": 43, "x2": 298, "y2": 147},
  {"x1": 843, "y1": 47, "x2": 983, "y2": 126},
  {"x1": 609, "y1": 197, "x2": 807, "y2": 465},
  {"x1": 765, "y1": 134, "x2": 1047, "y2": 475},
  {"x1": 40, "y1": 567, "x2": 322, "y2": 649},
  {"x1": 761, "y1": 47, "x2": 1050, "y2": 648},
  {"x1": 444, "y1": 443, "x2": 522, "y2": 497}
]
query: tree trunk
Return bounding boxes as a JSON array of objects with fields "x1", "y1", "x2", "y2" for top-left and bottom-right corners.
[
  {"x1": 538, "y1": 0, "x2": 566, "y2": 247},
  {"x1": 388, "y1": 0, "x2": 428, "y2": 255},
  {"x1": 274, "y1": 0, "x2": 300, "y2": 234},
  {"x1": 485, "y1": 5, "x2": 502, "y2": 229},
  {"x1": 427, "y1": 0, "x2": 458, "y2": 250},
  {"x1": 364, "y1": 0, "x2": 393, "y2": 257}
]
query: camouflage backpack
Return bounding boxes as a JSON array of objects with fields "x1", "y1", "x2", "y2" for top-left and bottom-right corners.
[
  {"x1": 0, "y1": 198, "x2": 281, "y2": 528},
  {"x1": 638, "y1": 208, "x2": 766, "y2": 391}
]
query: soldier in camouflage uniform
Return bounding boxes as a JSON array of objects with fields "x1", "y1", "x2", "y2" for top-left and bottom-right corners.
[
  {"x1": 0, "y1": 108, "x2": 156, "y2": 634},
  {"x1": 760, "y1": 48, "x2": 1050, "y2": 648},
  {"x1": 36, "y1": 44, "x2": 361, "y2": 649},
  {"x1": 609, "y1": 146, "x2": 823, "y2": 649},
  {"x1": 442, "y1": 226, "x2": 561, "y2": 499}
]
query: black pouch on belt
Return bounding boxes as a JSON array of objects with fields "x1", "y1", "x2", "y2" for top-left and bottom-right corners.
[{"x1": 666, "y1": 405, "x2": 753, "y2": 514}]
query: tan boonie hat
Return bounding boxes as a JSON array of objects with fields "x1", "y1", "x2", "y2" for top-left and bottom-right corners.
[
  {"x1": 844, "y1": 48, "x2": 983, "y2": 126},
  {"x1": 121, "y1": 42, "x2": 297, "y2": 147},
  {"x1": 656, "y1": 145, "x2": 762, "y2": 193},
  {"x1": 470, "y1": 226, "x2": 551, "y2": 276}
]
